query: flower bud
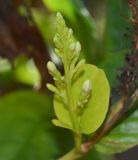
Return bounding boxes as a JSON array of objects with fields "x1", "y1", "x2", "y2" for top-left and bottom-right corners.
[
  {"x1": 46, "y1": 83, "x2": 59, "y2": 94},
  {"x1": 56, "y1": 12, "x2": 62, "y2": 19},
  {"x1": 47, "y1": 61, "x2": 57, "y2": 73},
  {"x1": 55, "y1": 48, "x2": 60, "y2": 55},
  {"x1": 68, "y1": 28, "x2": 73, "y2": 38},
  {"x1": 69, "y1": 43, "x2": 76, "y2": 52},
  {"x1": 54, "y1": 33, "x2": 61, "y2": 44},
  {"x1": 82, "y1": 80, "x2": 92, "y2": 95},
  {"x1": 77, "y1": 80, "x2": 92, "y2": 109},
  {"x1": 56, "y1": 12, "x2": 65, "y2": 26},
  {"x1": 75, "y1": 41, "x2": 81, "y2": 53},
  {"x1": 47, "y1": 61, "x2": 61, "y2": 78}
]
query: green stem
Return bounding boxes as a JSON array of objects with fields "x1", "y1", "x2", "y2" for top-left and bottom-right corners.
[
  {"x1": 64, "y1": 62, "x2": 82, "y2": 152},
  {"x1": 58, "y1": 149, "x2": 82, "y2": 160},
  {"x1": 74, "y1": 132, "x2": 82, "y2": 152}
]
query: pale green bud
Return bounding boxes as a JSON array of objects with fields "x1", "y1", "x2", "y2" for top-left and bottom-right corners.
[
  {"x1": 69, "y1": 43, "x2": 76, "y2": 52},
  {"x1": 77, "y1": 80, "x2": 92, "y2": 109},
  {"x1": 54, "y1": 48, "x2": 62, "y2": 58},
  {"x1": 56, "y1": 12, "x2": 65, "y2": 28},
  {"x1": 56, "y1": 12, "x2": 62, "y2": 18},
  {"x1": 56, "y1": 12, "x2": 64, "y2": 22},
  {"x1": 68, "y1": 42, "x2": 81, "y2": 61},
  {"x1": 47, "y1": 61, "x2": 61, "y2": 78},
  {"x1": 82, "y1": 80, "x2": 92, "y2": 95},
  {"x1": 47, "y1": 61, "x2": 57, "y2": 73},
  {"x1": 75, "y1": 41, "x2": 81, "y2": 53},
  {"x1": 53, "y1": 34, "x2": 60, "y2": 44},
  {"x1": 68, "y1": 28, "x2": 73, "y2": 38},
  {"x1": 46, "y1": 83, "x2": 59, "y2": 94}
]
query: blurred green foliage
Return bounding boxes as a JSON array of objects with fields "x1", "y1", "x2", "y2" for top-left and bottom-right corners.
[
  {"x1": 0, "y1": 0, "x2": 137, "y2": 160},
  {"x1": 95, "y1": 102, "x2": 138, "y2": 155},
  {"x1": 0, "y1": 91, "x2": 58, "y2": 160}
]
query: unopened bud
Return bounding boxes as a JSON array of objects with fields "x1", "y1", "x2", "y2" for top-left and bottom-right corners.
[
  {"x1": 77, "y1": 80, "x2": 92, "y2": 110},
  {"x1": 68, "y1": 28, "x2": 73, "y2": 38},
  {"x1": 46, "y1": 83, "x2": 59, "y2": 94},
  {"x1": 47, "y1": 61, "x2": 57, "y2": 73},
  {"x1": 56, "y1": 12, "x2": 64, "y2": 22},
  {"x1": 69, "y1": 43, "x2": 76, "y2": 52},
  {"x1": 82, "y1": 80, "x2": 92, "y2": 94},
  {"x1": 53, "y1": 34, "x2": 59, "y2": 43},
  {"x1": 47, "y1": 61, "x2": 61, "y2": 78},
  {"x1": 54, "y1": 48, "x2": 62, "y2": 58},
  {"x1": 75, "y1": 41, "x2": 81, "y2": 53}
]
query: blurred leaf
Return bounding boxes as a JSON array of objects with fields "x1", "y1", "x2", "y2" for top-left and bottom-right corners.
[
  {"x1": 43, "y1": 0, "x2": 74, "y2": 18},
  {"x1": 0, "y1": 58, "x2": 11, "y2": 73},
  {"x1": 81, "y1": 149, "x2": 114, "y2": 160},
  {"x1": 0, "y1": 90, "x2": 58, "y2": 160},
  {"x1": 32, "y1": 9, "x2": 55, "y2": 43},
  {"x1": 54, "y1": 64, "x2": 110, "y2": 134},
  {"x1": 0, "y1": 58, "x2": 14, "y2": 88},
  {"x1": 95, "y1": 107, "x2": 138, "y2": 154},
  {"x1": 100, "y1": 0, "x2": 130, "y2": 86},
  {"x1": 14, "y1": 56, "x2": 41, "y2": 86}
]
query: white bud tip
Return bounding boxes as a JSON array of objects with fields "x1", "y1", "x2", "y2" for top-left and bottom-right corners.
[
  {"x1": 69, "y1": 43, "x2": 76, "y2": 51},
  {"x1": 46, "y1": 83, "x2": 50, "y2": 88},
  {"x1": 75, "y1": 41, "x2": 81, "y2": 53},
  {"x1": 68, "y1": 28, "x2": 73, "y2": 37},
  {"x1": 82, "y1": 80, "x2": 92, "y2": 93}
]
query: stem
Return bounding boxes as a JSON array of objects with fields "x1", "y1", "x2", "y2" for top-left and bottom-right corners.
[
  {"x1": 74, "y1": 132, "x2": 82, "y2": 152},
  {"x1": 64, "y1": 61, "x2": 82, "y2": 152},
  {"x1": 59, "y1": 88, "x2": 138, "y2": 160},
  {"x1": 58, "y1": 149, "x2": 82, "y2": 160}
]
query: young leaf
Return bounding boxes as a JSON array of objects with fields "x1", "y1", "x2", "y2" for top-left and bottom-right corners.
[
  {"x1": 54, "y1": 64, "x2": 110, "y2": 134},
  {"x1": 75, "y1": 64, "x2": 110, "y2": 134},
  {"x1": 52, "y1": 119, "x2": 74, "y2": 130}
]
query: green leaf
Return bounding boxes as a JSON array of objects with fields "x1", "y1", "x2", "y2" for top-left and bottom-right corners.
[
  {"x1": 81, "y1": 149, "x2": 115, "y2": 160},
  {"x1": 52, "y1": 119, "x2": 73, "y2": 130},
  {"x1": 14, "y1": 56, "x2": 41, "y2": 86},
  {"x1": 54, "y1": 64, "x2": 110, "y2": 134},
  {"x1": 32, "y1": 9, "x2": 55, "y2": 43},
  {"x1": 95, "y1": 108, "x2": 138, "y2": 154},
  {"x1": 100, "y1": 0, "x2": 130, "y2": 87},
  {"x1": 0, "y1": 90, "x2": 58, "y2": 160},
  {"x1": 43, "y1": 0, "x2": 74, "y2": 18}
]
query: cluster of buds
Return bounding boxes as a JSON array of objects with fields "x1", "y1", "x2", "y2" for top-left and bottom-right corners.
[
  {"x1": 47, "y1": 61, "x2": 61, "y2": 81},
  {"x1": 46, "y1": 61, "x2": 64, "y2": 94},
  {"x1": 68, "y1": 41, "x2": 81, "y2": 61},
  {"x1": 77, "y1": 80, "x2": 92, "y2": 111}
]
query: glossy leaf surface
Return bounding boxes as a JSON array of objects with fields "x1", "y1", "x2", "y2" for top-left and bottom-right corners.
[{"x1": 96, "y1": 108, "x2": 138, "y2": 154}]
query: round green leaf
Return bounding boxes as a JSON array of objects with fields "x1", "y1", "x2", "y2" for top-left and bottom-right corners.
[
  {"x1": 0, "y1": 90, "x2": 58, "y2": 160},
  {"x1": 54, "y1": 64, "x2": 110, "y2": 134}
]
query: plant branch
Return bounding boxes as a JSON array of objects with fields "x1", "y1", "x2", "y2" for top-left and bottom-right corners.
[
  {"x1": 80, "y1": 88, "x2": 138, "y2": 155},
  {"x1": 64, "y1": 60, "x2": 82, "y2": 152},
  {"x1": 59, "y1": 88, "x2": 138, "y2": 160}
]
